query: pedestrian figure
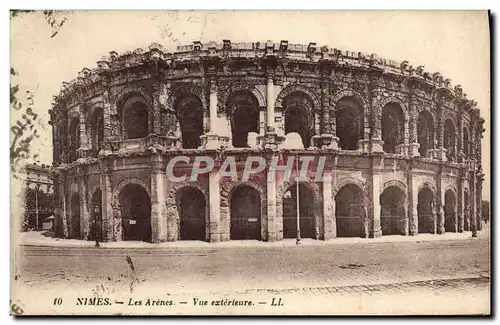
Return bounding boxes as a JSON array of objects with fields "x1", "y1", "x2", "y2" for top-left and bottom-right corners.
[{"x1": 92, "y1": 205, "x2": 102, "y2": 248}]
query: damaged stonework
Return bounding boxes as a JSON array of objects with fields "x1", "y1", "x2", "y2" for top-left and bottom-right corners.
[{"x1": 49, "y1": 40, "x2": 485, "y2": 243}]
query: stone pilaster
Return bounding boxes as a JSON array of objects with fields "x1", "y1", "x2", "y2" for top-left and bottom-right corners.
[
  {"x1": 408, "y1": 91, "x2": 420, "y2": 157},
  {"x1": 78, "y1": 174, "x2": 90, "y2": 239},
  {"x1": 476, "y1": 173, "x2": 483, "y2": 231},
  {"x1": 150, "y1": 155, "x2": 167, "y2": 243},
  {"x1": 201, "y1": 78, "x2": 221, "y2": 149},
  {"x1": 266, "y1": 167, "x2": 278, "y2": 241},
  {"x1": 402, "y1": 199, "x2": 409, "y2": 236},
  {"x1": 471, "y1": 162, "x2": 478, "y2": 237},
  {"x1": 320, "y1": 81, "x2": 339, "y2": 149},
  {"x1": 100, "y1": 162, "x2": 113, "y2": 241},
  {"x1": 78, "y1": 105, "x2": 89, "y2": 154},
  {"x1": 209, "y1": 169, "x2": 221, "y2": 242},
  {"x1": 266, "y1": 74, "x2": 275, "y2": 132},
  {"x1": 434, "y1": 101, "x2": 445, "y2": 161},
  {"x1": 102, "y1": 91, "x2": 113, "y2": 139},
  {"x1": 369, "y1": 88, "x2": 384, "y2": 154},
  {"x1": 436, "y1": 165, "x2": 445, "y2": 234},
  {"x1": 409, "y1": 163, "x2": 418, "y2": 235},
  {"x1": 322, "y1": 170, "x2": 335, "y2": 240},
  {"x1": 151, "y1": 82, "x2": 163, "y2": 135},
  {"x1": 369, "y1": 155, "x2": 383, "y2": 238},
  {"x1": 457, "y1": 171, "x2": 465, "y2": 232},
  {"x1": 264, "y1": 71, "x2": 280, "y2": 150},
  {"x1": 58, "y1": 174, "x2": 69, "y2": 238},
  {"x1": 457, "y1": 111, "x2": 465, "y2": 163}
]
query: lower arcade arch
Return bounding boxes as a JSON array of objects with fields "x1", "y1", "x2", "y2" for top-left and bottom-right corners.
[
  {"x1": 176, "y1": 187, "x2": 207, "y2": 240},
  {"x1": 444, "y1": 189, "x2": 457, "y2": 232},
  {"x1": 282, "y1": 183, "x2": 315, "y2": 239},
  {"x1": 90, "y1": 189, "x2": 103, "y2": 241},
  {"x1": 70, "y1": 193, "x2": 80, "y2": 239},
  {"x1": 335, "y1": 184, "x2": 365, "y2": 237},
  {"x1": 380, "y1": 186, "x2": 406, "y2": 235},
  {"x1": 230, "y1": 186, "x2": 261, "y2": 240},
  {"x1": 417, "y1": 187, "x2": 435, "y2": 234},
  {"x1": 118, "y1": 184, "x2": 152, "y2": 242}
]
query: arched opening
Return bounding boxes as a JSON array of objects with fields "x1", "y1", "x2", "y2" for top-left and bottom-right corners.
[
  {"x1": 464, "y1": 189, "x2": 470, "y2": 231},
  {"x1": 444, "y1": 119, "x2": 456, "y2": 162},
  {"x1": 283, "y1": 92, "x2": 314, "y2": 148},
  {"x1": 176, "y1": 187, "x2": 206, "y2": 241},
  {"x1": 227, "y1": 91, "x2": 259, "y2": 148},
  {"x1": 175, "y1": 95, "x2": 203, "y2": 149},
  {"x1": 68, "y1": 118, "x2": 80, "y2": 162},
  {"x1": 444, "y1": 190, "x2": 457, "y2": 232},
  {"x1": 382, "y1": 103, "x2": 405, "y2": 154},
  {"x1": 230, "y1": 186, "x2": 261, "y2": 240},
  {"x1": 417, "y1": 187, "x2": 434, "y2": 234},
  {"x1": 121, "y1": 97, "x2": 149, "y2": 139},
  {"x1": 282, "y1": 184, "x2": 316, "y2": 239},
  {"x1": 463, "y1": 127, "x2": 471, "y2": 159},
  {"x1": 70, "y1": 193, "x2": 80, "y2": 239},
  {"x1": 380, "y1": 186, "x2": 406, "y2": 235},
  {"x1": 118, "y1": 184, "x2": 151, "y2": 242},
  {"x1": 417, "y1": 111, "x2": 434, "y2": 158},
  {"x1": 91, "y1": 107, "x2": 104, "y2": 156},
  {"x1": 336, "y1": 97, "x2": 364, "y2": 150},
  {"x1": 335, "y1": 184, "x2": 365, "y2": 237},
  {"x1": 90, "y1": 189, "x2": 102, "y2": 241}
]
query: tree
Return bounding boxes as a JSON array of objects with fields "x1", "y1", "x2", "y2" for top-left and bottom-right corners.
[
  {"x1": 10, "y1": 67, "x2": 39, "y2": 172},
  {"x1": 10, "y1": 11, "x2": 68, "y2": 173},
  {"x1": 481, "y1": 200, "x2": 490, "y2": 223}
]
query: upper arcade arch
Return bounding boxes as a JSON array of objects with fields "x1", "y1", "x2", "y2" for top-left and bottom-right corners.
[
  {"x1": 335, "y1": 96, "x2": 364, "y2": 150},
  {"x1": 118, "y1": 94, "x2": 150, "y2": 140},
  {"x1": 219, "y1": 83, "x2": 266, "y2": 112},
  {"x1": 114, "y1": 85, "x2": 153, "y2": 109},
  {"x1": 463, "y1": 126, "x2": 471, "y2": 159},
  {"x1": 68, "y1": 117, "x2": 80, "y2": 162},
  {"x1": 90, "y1": 106, "x2": 104, "y2": 155},
  {"x1": 275, "y1": 84, "x2": 320, "y2": 111},
  {"x1": 174, "y1": 94, "x2": 204, "y2": 149},
  {"x1": 444, "y1": 118, "x2": 457, "y2": 162},
  {"x1": 226, "y1": 90, "x2": 260, "y2": 148},
  {"x1": 417, "y1": 110, "x2": 435, "y2": 158},
  {"x1": 381, "y1": 102, "x2": 405, "y2": 154},
  {"x1": 282, "y1": 91, "x2": 315, "y2": 148}
]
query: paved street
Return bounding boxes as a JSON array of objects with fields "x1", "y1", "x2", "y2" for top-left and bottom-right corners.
[{"x1": 11, "y1": 235, "x2": 490, "y2": 315}]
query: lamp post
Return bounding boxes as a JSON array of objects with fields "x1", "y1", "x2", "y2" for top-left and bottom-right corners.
[
  {"x1": 296, "y1": 154, "x2": 301, "y2": 245},
  {"x1": 35, "y1": 186, "x2": 39, "y2": 231}
]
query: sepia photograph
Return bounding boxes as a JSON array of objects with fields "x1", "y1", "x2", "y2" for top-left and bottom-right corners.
[{"x1": 9, "y1": 10, "x2": 491, "y2": 316}]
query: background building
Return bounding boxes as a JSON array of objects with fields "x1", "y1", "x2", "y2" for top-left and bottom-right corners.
[
  {"x1": 17, "y1": 163, "x2": 54, "y2": 230},
  {"x1": 49, "y1": 40, "x2": 485, "y2": 242}
]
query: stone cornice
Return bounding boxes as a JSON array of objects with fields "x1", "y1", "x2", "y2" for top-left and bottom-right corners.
[{"x1": 52, "y1": 40, "x2": 480, "y2": 115}]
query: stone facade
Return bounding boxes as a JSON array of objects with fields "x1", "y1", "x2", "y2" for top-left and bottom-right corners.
[
  {"x1": 19, "y1": 163, "x2": 54, "y2": 229},
  {"x1": 49, "y1": 40, "x2": 485, "y2": 242}
]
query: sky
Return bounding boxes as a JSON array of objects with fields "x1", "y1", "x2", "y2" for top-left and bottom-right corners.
[{"x1": 10, "y1": 10, "x2": 490, "y2": 199}]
